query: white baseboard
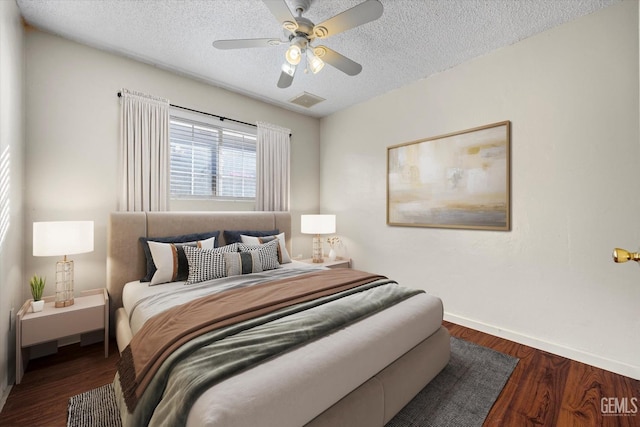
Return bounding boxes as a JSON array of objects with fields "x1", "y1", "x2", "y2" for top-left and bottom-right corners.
[{"x1": 444, "y1": 312, "x2": 640, "y2": 381}]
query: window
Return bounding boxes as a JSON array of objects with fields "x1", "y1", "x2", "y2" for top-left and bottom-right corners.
[{"x1": 169, "y1": 111, "x2": 256, "y2": 199}]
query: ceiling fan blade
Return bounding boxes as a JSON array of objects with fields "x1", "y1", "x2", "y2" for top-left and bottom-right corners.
[
  {"x1": 313, "y1": 0, "x2": 383, "y2": 39},
  {"x1": 314, "y1": 46, "x2": 362, "y2": 76},
  {"x1": 263, "y1": 0, "x2": 298, "y2": 32},
  {"x1": 277, "y1": 63, "x2": 297, "y2": 88},
  {"x1": 212, "y1": 38, "x2": 284, "y2": 50}
]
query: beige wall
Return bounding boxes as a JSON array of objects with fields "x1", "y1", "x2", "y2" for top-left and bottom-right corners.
[
  {"x1": 0, "y1": 0, "x2": 25, "y2": 392},
  {"x1": 320, "y1": 1, "x2": 639, "y2": 379},
  {"x1": 24, "y1": 29, "x2": 321, "y2": 298},
  {"x1": 9, "y1": 0, "x2": 639, "y2": 390}
]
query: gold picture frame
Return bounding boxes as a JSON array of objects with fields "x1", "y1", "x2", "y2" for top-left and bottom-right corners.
[{"x1": 387, "y1": 121, "x2": 511, "y2": 231}]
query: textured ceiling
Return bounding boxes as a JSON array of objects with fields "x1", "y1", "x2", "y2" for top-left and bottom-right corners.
[{"x1": 16, "y1": 0, "x2": 619, "y2": 118}]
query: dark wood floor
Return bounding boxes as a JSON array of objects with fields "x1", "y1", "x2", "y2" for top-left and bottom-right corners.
[
  {"x1": 0, "y1": 339, "x2": 120, "y2": 427},
  {"x1": 1, "y1": 324, "x2": 638, "y2": 427},
  {"x1": 444, "y1": 321, "x2": 640, "y2": 427}
]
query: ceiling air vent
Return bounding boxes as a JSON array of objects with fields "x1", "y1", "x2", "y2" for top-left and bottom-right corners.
[{"x1": 289, "y1": 92, "x2": 325, "y2": 108}]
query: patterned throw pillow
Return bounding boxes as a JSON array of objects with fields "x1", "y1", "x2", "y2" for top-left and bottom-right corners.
[
  {"x1": 183, "y1": 243, "x2": 238, "y2": 285},
  {"x1": 148, "y1": 237, "x2": 216, "y2": 286},
  {"x1": 139, "y1": 231, "x2": 220, "y2": 282},
  {"x1": 240, "y1": 232, "x2": 292, "y2": 264},
  {"x1": 223, "y1": 251, "x2": 263, "y2": 276},
  {"x1": 237, "y1": 239, "x2": 280, "y2": 271}
]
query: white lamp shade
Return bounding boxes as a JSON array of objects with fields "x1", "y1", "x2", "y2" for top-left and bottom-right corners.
[
  {"x1": 33, "y1": 221, "x2": 94, "y2": 257},
  {"x1": 301, "y1": 215, "x2": 336, "y2": 235}
]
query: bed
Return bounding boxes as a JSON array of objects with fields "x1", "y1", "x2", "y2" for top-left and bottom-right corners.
[{"x1": 107, "y1": 211, "x2": 450, "y2": 427}]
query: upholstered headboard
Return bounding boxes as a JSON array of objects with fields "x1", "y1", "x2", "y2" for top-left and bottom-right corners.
[{"x1": 106, "y1": 211, "x2": 292, "y2": 324}]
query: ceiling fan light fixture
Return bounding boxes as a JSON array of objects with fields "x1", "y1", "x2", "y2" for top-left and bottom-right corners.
[
  {"x1": 307, "y1": 49, "x2": 325, "y2": 74},
  {"x1": 212, "y1": 0, "x2": 385, "y2": 88},
  {"x1": 281, "y1": 61, "x2": 297, "y2": 77},
  {"x1": 285, "y1": 36, "x2": 307, "y2": 65},
  {"x1": 285, "y1": 45, "x2": 301, "y2": 65}
]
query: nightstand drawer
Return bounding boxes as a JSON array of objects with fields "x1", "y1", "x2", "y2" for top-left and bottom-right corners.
[
  {"x1": 20, "y1": 294, "x2": 106, "y2": 347},
  {"x1": 22, "y1": 304, "x2": 104, "y2": 347}
]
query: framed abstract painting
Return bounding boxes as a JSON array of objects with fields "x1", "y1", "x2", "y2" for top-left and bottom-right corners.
[{"x1": 387, "y1": 121, "x2": 511, "y2": 231}]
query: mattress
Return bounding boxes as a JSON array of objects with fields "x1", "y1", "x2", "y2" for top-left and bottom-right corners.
[{"x1": 116, "y1": 264, "x2": 444, "y2": 427}]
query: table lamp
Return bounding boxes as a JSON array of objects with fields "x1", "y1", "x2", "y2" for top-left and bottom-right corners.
[
  {"x1": 33, "y1": 221, "x2": 94, "y2": 307},
  {"x1": 301, "y1": 214, "x2": 336, "y2": 263}
]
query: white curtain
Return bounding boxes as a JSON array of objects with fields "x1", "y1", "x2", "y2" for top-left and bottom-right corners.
[
  {"x1": 118, "y1": 89, "x2": 170, "y2": 211},
  {"x1": 255, "y1": 121, "x2": 291, "y2": 211}
]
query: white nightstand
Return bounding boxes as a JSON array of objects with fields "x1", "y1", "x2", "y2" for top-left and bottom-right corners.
[
  {"x1": 15, "y1": 288, "x2": 109, "y2": 384},
  {"x1": 300, "y1": 258, "x2": 352, "y2": 269}
]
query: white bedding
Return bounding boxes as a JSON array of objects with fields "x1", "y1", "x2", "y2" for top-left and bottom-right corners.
[
  {"x1": 122, "y1": 260, "x2": 323, "y2": 334},
  {"x1": 117, "y1": 264, "x2": 444, "y2": 427},
  {"x1": 184, "y1": 293, "x2": 443, "y2": 427}
]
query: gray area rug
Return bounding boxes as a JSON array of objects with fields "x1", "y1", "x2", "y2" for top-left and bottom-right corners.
[
  {"x1": 386, "y1": 337, "x2": 519, "y2": 427},
  {"x1": 67, "y1": 337, "x2": 517, "y2": 427}
]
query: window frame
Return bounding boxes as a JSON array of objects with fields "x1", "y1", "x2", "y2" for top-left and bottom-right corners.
[{"x1": 169, "y1": 108, "x2": 257, "y2": 201}]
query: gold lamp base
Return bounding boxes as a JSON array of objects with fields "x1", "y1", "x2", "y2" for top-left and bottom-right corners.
[
  {"x1": 612, "y1": 248, "x2": 640, "y2": 263},
  {"x1": 55, "y1": 258, "x2": 75, "y2": 308},
  {"x1": 55, "y1": 298, "x2": 74, "y2": 308},
  {"x1": 312, "y1": 234, "x2": 324, "y2": 263}
]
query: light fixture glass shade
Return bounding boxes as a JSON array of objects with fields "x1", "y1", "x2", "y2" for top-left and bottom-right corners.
[
  {"x1": 33, "y1": 221, "x2": 94, "y2": 307},
  {"x1": 285, "y1": 37, "x2": 306, "y2": 65},
  {"x1": 307, "y1": 49, "x2": 325, "y2": 74},
  {"x1": 282, "y1": 61, "x2": 297, "y2": 77},
  {"x1": 285, "y1": 45, "x2": 302, "y2": 65},
  {"x1": 301, "y1": 215, "x2": 336, "y2": 235}
]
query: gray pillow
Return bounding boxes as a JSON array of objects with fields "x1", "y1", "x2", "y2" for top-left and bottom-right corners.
[{"x1": 237, "y1": 239, "x2": 280, "y2": 271}]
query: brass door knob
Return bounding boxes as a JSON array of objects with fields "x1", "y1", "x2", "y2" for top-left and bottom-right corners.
[{"x1": 612, "y1": 248, "x2": 640, "y2": 263}]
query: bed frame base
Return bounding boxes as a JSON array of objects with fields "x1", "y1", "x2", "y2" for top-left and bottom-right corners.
[{"x1": 306, "y1": 326, "x2": 450, "y2": 426}]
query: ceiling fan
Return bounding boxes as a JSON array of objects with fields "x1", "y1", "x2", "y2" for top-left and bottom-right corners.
[{"x1": 213, "y1": 0, "x2": 384, "y2": 88}]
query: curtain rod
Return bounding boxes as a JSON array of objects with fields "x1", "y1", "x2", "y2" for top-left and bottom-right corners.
[{"x1": 117, "y1": 91, "x2": 256, "y2": 129}]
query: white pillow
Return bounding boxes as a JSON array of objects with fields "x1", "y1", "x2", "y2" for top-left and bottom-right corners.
[
  {"x1": 240, "y1": 232, "x2": 292, "y2": 264},
  {"x1": 148, "y1": 236, "x2": 216, "y2": 286}
]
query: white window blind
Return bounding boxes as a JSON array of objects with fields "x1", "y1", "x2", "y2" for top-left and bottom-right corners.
[{"x1": 169, "y1": 113, "x2": 256, "y2": 199}]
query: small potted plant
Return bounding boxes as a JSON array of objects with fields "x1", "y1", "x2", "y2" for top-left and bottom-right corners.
[
  {"x1": 30, "y1": 274, "x2": 46, "y2": 312},
  {"x1": 326, "y1": 236, "x2": 341, "y2": 261}
]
